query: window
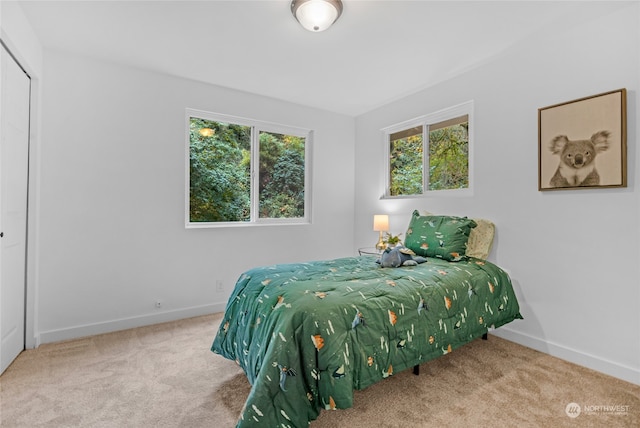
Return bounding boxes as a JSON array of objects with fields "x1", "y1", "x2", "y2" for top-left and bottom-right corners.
[
  {"x1": 186, "y1": 109, "x2": 310, "y2": 227},
  {"x1": 384, "y1": 101, "x2": 473, "y2": 197}
]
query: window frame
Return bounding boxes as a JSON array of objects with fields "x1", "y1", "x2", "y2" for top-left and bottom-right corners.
[
  {"x1": 381, "y1": 101, "x2": 474, "y2": 199},
  {"x1": 185, "y1": 108, "x2": 312, "y2": 228}
]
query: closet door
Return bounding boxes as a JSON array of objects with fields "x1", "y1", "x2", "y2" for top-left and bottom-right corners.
[{"x1": 0, "y1": 44, "x2": 30, "y2": 374}]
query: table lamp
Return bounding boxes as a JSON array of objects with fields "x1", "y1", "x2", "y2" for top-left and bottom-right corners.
[{"x1": 373, "y1": 214, "x2": 389, "y2": 251}]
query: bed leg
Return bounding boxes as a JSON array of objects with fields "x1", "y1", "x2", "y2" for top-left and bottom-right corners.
[
  {"x1": 482, "y1": 333, "x2": 488, "y2": 340},
  {"x1": 413, "y1": 365, "x2": 420, "y2": 375}
]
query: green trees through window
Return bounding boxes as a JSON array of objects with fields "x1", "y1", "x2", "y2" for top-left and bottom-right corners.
[
  {"x1": 188, "y1": 113, "x2": 308, "y2": 225},
  {"x1": 387, "y1": 105, "x2": 471, "y2": 197},
  {"x1": 389, "y1": 126, "x2": 424, "y2": 196},
  {"x1": 428, "y1": 120, "x2": 469, "y2": 191},
  {"x1": 258, "y1": 131, "x2": 306, "y2": 219},
  {"x1": 189, "y1": 118, "x2": 251, "y2": 222}
]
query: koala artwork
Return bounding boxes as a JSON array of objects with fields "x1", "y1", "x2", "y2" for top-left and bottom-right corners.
[{"x1": 548, "y1": 130, "x2": 610, "y2": 187}]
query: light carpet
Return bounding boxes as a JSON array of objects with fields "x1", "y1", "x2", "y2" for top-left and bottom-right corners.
[{"x1": 0, "y1": 313, "x2": 638, "y2": 427}]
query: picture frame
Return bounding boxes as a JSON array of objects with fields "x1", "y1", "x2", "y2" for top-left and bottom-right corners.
[{"x1": 538, "y1": 88, "x2": 627, "y2": 191}]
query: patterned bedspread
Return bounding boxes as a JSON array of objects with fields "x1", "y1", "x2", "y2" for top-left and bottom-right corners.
[{"x1": 212, "y1": 255, "x2": 522, "y2": 427}]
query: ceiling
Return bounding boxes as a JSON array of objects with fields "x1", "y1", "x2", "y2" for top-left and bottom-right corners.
[{"x1": 16, "y1": 0, "x2": 609, "y2": 116}]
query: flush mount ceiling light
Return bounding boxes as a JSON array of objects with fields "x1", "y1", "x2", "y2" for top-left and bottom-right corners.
[{"x1": 291, "y1": 0, "x2": 343, "y2": 32}]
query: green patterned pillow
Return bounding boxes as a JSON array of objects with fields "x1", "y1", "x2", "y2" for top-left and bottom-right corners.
[{"x1": 404, "y1": 210, "x2": 477, "y2": 261}]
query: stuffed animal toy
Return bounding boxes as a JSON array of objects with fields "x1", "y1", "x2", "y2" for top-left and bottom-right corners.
[{"x1": 377, "y1": 245, "x2": 428, "y2": 268}]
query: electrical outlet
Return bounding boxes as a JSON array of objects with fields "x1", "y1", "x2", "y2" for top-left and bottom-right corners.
[
  {"x1": 216, "y1": 280, "x2": 223, "y2": 292},
  {"x1": 155, "y1": 300, "x2": 162, "y2": 309}
]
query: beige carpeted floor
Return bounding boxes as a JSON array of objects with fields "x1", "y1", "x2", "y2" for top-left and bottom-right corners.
[{"x1": 0, "y1": 313, "x2": 638, "y2": 427}]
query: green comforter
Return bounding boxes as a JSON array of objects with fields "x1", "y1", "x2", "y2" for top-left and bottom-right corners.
[{"x1": 212, "y1": 255, "x2": 522, "y2": 427}]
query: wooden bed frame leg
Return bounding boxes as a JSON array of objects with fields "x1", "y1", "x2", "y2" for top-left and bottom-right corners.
[{"x1": 482, "y1": 332, "x2": 488, "y2": 340}]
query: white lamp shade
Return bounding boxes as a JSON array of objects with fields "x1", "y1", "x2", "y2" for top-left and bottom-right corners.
[
  {"x1": 292, "y1": 0, "x2": 343, "y2": 32},
  {"x1": 373, "y1": 214, "x2": 389, "y2": 232}
]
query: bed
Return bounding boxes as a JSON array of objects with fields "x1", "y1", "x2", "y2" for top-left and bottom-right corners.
[{"x1": 211, "y1": 212, "x2": 523, "y2": 427}]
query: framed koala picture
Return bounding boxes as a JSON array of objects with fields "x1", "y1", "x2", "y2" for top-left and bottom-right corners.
[{"x1": 538, "y1": 88, "x2": 627, "y2": 191}]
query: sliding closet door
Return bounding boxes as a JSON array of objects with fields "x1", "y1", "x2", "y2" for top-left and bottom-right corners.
[{"x1": 0, "y1": 43, "x2": 30, "y2": 374}]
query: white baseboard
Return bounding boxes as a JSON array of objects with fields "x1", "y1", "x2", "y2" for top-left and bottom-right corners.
[
  {"x1": 38, "y1": 303, "x2": 226, "y2": 345},
  {"x1": 491, "y1": 326, "x2": 640, "y2": 386}
]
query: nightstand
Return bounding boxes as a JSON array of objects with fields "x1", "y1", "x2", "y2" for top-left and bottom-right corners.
[{"x1": 358, "y1": 247, "x2": 382, "y2": 256}]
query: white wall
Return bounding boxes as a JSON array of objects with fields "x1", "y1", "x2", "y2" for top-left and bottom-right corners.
[
  {"x1": 354, "y1": 2, "x2": 640, "y2": 385},
  {"x1": 36, "y1": 50, "x2": 355, "y2": 343},
  {"x1": 0, "y1": 2, "x2": 42, "y2": 73}
]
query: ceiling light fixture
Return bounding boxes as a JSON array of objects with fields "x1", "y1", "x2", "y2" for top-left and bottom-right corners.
[{"x1": 291, "y1": 0, "x2": 343, "y2": 32}]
